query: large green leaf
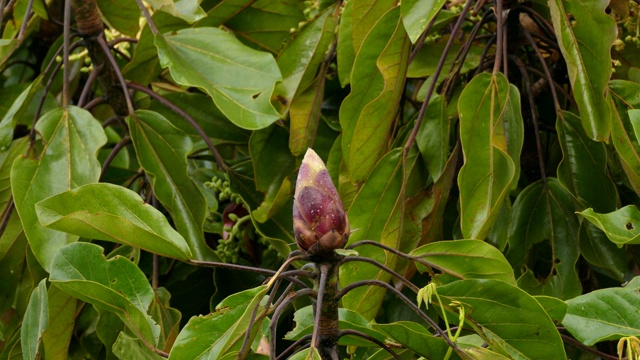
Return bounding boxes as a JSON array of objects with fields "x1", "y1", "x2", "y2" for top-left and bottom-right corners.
[
  {"x1": 400, "y1": 0, "x2": 446, "y2": 43},
  {"x1": 168, "y1": 285, "x2": 268, "y2": 359},
  {"x1": 50, "y1": 243, "x2": 160, "y2": 345},
  {"x1": 507, "y1": 179, "x2": 581, "y2": 299},
  {"x1": 548, "y1": 0, "x2": 615, "y2": 141},
  {"x1": 409, "y1": 240, "x2": 516, "y2": 285},
  {"x1": 336, "y1": 0, "x2": 355, "y2": 87},
  {"x1": 128, "y1": 110, "x2": 215, "y2": 261},
  {"x1": 155, "y1": 27, "x2": 282, "y2": 130},
  {"x1": 578, "y1": 206, "x2": 640, "y2": 245},
  {"x1": 35, "y1": 183, "x2": 192, "y2": 260},
  {"x1": 11, "y1": 106, "x2": 107, "y2": 271},
  {"x1": 21, "y1": 279, "x2": 48, "y2": 360},
  {"x1": 439, "y1": 279, "x2": 566, "y2": 359},
  {"x1": 458, "y1": 73, "x2": 523, "y2": 240},
  {"x1": 609, "y1": 80, "x2": 640, "y2": 193},
  {"x1": 562, "y1": 283, "x2": 640, "y2": 345},
  {"x1": 42, "y1": 285, "x2": 76, "y2": 360},
  {"x1": 340, "y1": 7, "x2": 410, "y2": 182},
  {"x1": 340, "y1": 150, "x2": 405, "y2": 320}
]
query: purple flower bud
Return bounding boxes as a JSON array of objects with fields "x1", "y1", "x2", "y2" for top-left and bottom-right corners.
[{"x1": 293, "y1": 149, "x2": 349, "y2": 256}]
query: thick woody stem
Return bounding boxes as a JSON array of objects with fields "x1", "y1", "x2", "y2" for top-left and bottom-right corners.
[{"x1": 314, "y1": 260, "x2": 340, "y2": 360}]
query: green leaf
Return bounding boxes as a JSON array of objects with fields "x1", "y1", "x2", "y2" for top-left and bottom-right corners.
[
  {"x1": 416, "y1": 95, "x2": 449, "y2": 181},
  {"x1": 288, "y1": 348, "x2": 322, "y2": 360},
  {"x1": 373, "y1": 321, "x2": 450, "y2": 359},
  {"x1": 409, "y1": 240, "x2": 516, "y2": 285},
  {"x1": 35, "y1": 183, "x2": 192, "y2": 260},
  {"x1": 146, "y1": 0, "x2": 206, "y2": 22},
  {"x1": 128, "y1": 110, "x2": 215, "y2": 261},
  {"x1": 340, "y1": 150, "x2": 405, "y2": 320},
  {"x1": 562, "y1": 285, "x2": 640, "y2": 345},
  {"x1": 21, "y1": 279, "x2": 48, "y2": 360},
  {"x1": 609, "y1": 80, "x2": 640, "y2": 193},
  {"x1": 336, "y1": 0, "x2": 355, "y2": 87},
  {"x1": 458, "y1": 73, "x2": 523, "y2": 240},
  {"x1": 249, "y1": 125, "x2": 296, "y2": 193},
  {"x1": 534, "y1": 295, "x2": 567, "y2": 323},
  {"x1": 96, "y1": 0, "x2": 140, "y2": 36},
  {"x1": 42, "y1": 285, "x2": 77, "y2": 360},
  {"x1": 149, "y1": 287, "x2": 182, "y2": 352},
  {"x1": 197, "y1": 0, "x2": 255, "y2": 26},
  {"x1": 556, "y1": 111, "x2": 617, "y2": 212},
  {"x1": 50, "y1": 242, "x2": 160, "y2": 345},
  {"x1": 578, "y1": 205, "x2": 640, "y2": 245},
  {"x1": 631, "y1": 109, "x2": 640, "y2": 142},
  {"x1": 548, "y1": 0, "x2": 615, "y2": 141},
  {"x1": 11, "y1": 106, "x2": 107, "y2": 271},
  {"x1": 400, "y1": 0, "x2": 446, "y2": 43},
  {"x1": 578, "y1": 221, "x2": 626, "y2": 281},
  {"x1": 439, "y1": 279, "x2": 566, "y2": 359},
  {"x1": 340, "y1": 7, "x2": 410, "y2": 182},
  {"x1": 507, "y1": 179, "x2": 581, "y2": 299},
  {"x1": 0, "y1": 76, "x2": 42, "y2": 151},
  {"x1": 112, "y1": 333, "x2": 164, "y2": 360},
  {"x1": 155, "y1": 27, "x2": 282, "y2": 130},
  {"x1": 168, "y1": 285, "x2": 268, "y2": 359}
]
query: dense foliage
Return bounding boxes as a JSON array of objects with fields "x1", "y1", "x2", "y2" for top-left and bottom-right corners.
[{"x1": 2, "y1": 0, "x2": 640, "y2": 358}]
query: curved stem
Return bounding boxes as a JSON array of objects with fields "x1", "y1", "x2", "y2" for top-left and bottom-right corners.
[
  {"x1": 338, "y1": 256, "x2": 419, "y2": 293},
  {"x1": 311, "y1": 264, "x2": 328, "y2": 348},
  {"x1": 560, "y1": 334, "x2": 617, "y2": 360},
  {"x1": 190, "y1": 259, "x2": 309, "y2": 289},
  {"x1": 270, "y1": 289, "x2": 318, "y2": 359},
  {"x1": 100, "y1": 135, "x2": 131, "y2": 180},
  {"x1": 276, "y1": 334, "x2": 313, "y2": 360},
  {"x1": 135, "y1": 0, "x2": 158, "y2": 36},
  {"x1": 78, "y1": 63, "x2": 104, "y2": 108},
  {"x1": 338, "y1": 329, "x2": 402, "y2": 360},
  {"x1": 492, "y1": 0, "x2": 504, "y2": 75},
  {"x1": 239, "y1": 277, "x2": 284, "y2": 358},
  {"x1": 62, "y1": 0, "x2": 71, "y2": 108},
  {"x1": 96, "y1": 36, "x2": 135, "y2": 115},
  {"x1": 522, "y1": 29, "x2": 561, "y2": 113}
]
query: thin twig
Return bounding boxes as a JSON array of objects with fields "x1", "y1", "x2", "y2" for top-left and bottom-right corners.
[
  {"x1": 522, "y1": 29, "x2": 561, "y2": 112},
  {"x1": 338, "y1": 329, "x2": 402, "y2": 360},
  {"x1": 96, "y1": 36, "x2": 135, "y2": 114},
  {"x1": 78, "y1": 63, "x2": 104, "y2": 108},
  {"x1": 560, "y1": 334, "x2": 618, "y2": 360},
  {"x1": 277, "y1": 334, "x2": 313, "y2": 360},
  {"x1": 339, "y1": 256, "x2": 420, "y2": 293},
  {"x1": 524, "y1": 66, "x2": 575, "y2": 106},
  {"x1": 270, "y1": 289, "x2": 318, "y2": 359},
  {"x1": 82, "y1": 95, "x2": 107, "y2": 110},
  {"x1": 62, "y1": 0, "x2": 71, "y2": 108},
  {"x1": 100, "y1": 135, "x2": 131, "y2": 179},
  {"x1": 409, "y1": 14, "x2": 440, "y2": 64},
  {"x1": 17, "y1": 0, "x2": 34, "y2": 40},
  {"x1": 239, "y1": 277, "x2": 283, "y2": 358},
  {"x1": 135, "y1": 0, "x2": 158, "y2": 36},
  {"x1": 0, "y1": 197, "x2": 15, "y2": 239},
  {"x1": 190, "y1": 259, "x2": 309, "y2": 288},
  {"x1": 492, "y1": 0, "x2": 503, "y2": 75},
  {"x1": 311, "y1": 264, "x2": 329, "y2": 348},
  {"x1": 127, "y1": 82, "x2": 228, "y2": 171}
]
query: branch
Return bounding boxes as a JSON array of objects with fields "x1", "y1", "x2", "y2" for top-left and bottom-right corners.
[{"x1": 338, "y1": 329, "x2": 402, "y2": 360}]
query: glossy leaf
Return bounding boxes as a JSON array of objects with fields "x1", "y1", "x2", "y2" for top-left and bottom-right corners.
[
  {"x1": 155, "y1": 27, "x2": 282, "y2": 130},
  {"x1": 548, "y1": 0, "x2": 615, "y2": 141},
  {"x1": 128, "y1": 110, "x2": 215, "y2": 261},
  {"x1": 50, "y1": 242, "x2": 160, "y2": 345},
  {"x1": 458, "y1": 73, "x2": 523, "y2": 240},
  {"x1": 168, "y1": 285, "x2": 268, "y2": 359},
  {"x1": 609, "y1": 80, "x2": 640, "y2": 193},
  {"x1": 340, "y1": 150, "x2": 405, "y2": 320},
  {"x1": 11, "y1": 106, "x2": 107, "y2": 271},
  {"x1": 21, "y1": 279, "x2": 48, "y2": 360},
  {"x1": 373, "y1": 322, "x2": 450, "y2": 358},
  {"x1": 42, "y1": 285, "x2": 76, "y2": 360},
  {"x1": 340, "y1": 7, "x2": 410, "y2": 182},
  {"x1": 557, "y1": 111, "x2": 617, "y2": 211},
  {"x1": 507, "y1": 179, "x2": 581, "y2": 299},
  {"x1": 534, "y1": 295, "x2": 567, "y2": 323},
  {"x1": 562, "y1": 285, "x2": 640, "y2": 345},
  {"x1": 578, "y1": 206, "x2": 640, "y2": 245},
  {"x1": 439, "y1": 279, "x2": 566, "y2": 359},
  {"x1": 35, "y1": 183, "x2": 192, "y2": 261},
  {"x1": 400, "y1": 0, "x2": 446, "y2": 43},
  {"x1": 409, "y1": 240, "x2": 516, "y2": 285},
  {"x1": 146, "y1": 0, "x2": 206, "y2": 22}
]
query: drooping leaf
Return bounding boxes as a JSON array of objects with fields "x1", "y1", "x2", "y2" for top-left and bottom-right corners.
[
  {"x1": 409, "y1": 240, "x2": 516, "y2": 285},
  {"x1": 507, "y1": 179, "x2": 581, "y2": 299},
  {"x1": 562, "y1": 283, "x2": 640, "y2": 345},
  {"x1": 168, "y1": 285, "x2": 268, "y2": 359},
  {"x1": 155, "y1": 27, "x2": 282, "y2": 130},
  {"x1": 439, "y1": 279, "x2": 567, "y2": 359},
  {"x1": 35, "y1": 183, "x2": 191, "y2": 260},
  {"x1": 21, "y1": 279, "x2": 48, "y2": 360},
  {"x1": 458, "y1": 73, "x2": 523, "y2": 240},
  {"x1": 340, "y1": 150, "x2": 406, "y2": 320},
  {"x1": 609, "y1": 80, "x2": 640, "y2": 193},
  {"x1": 96, "y1": 0, "x2": 141, "y2": 36},
  {"x1": 578, "y1": 205, "x2": 640, "y2": 245},
  {"x1": 50, "y1": 242, "x2": 160, "y2": 345},
  {"x1": 548, "y1": 0, "x2": 615, "y2": 141},
  {"x1": 11, "y1": 106, "x2": 107, "y2": 271},
  {"x1": 400, "y1": 0, "x2": 446, "y2": 43},
  {"x1": 373, "y1": 321, "x2": 450, "y2": 359},
  {"x1": 145, "y1": 0, "x2": 206, "y2": 22},
  {"x1": 340, "y1": 7, "x2": 410, "y2": 182},
  {"x1": 42, "y1": 285, "x2": 76, "y2": 360},
  {"x1": 128, "y1": 110, "x2": 215, "y2": 261}
]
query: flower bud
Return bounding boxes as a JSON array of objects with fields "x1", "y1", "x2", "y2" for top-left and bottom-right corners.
[{"x1": 293, "y1": 149, "x2": 349, "y2": 256}]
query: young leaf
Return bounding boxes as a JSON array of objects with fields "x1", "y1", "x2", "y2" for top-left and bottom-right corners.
[
  {"x1": 11, "y1": 106, "x2": 107, "y2": 271},
  {"x1": 562, "y1": 285, "x2": 640, "y2": 345},
  {"x1": 439, "y1": 279, "x2": 567, "y2": 359},
  {"x1": 548, "y1": 0, "x2": 615, "y2": 141},
  {"x1": 168, "y1": 285, "x2": 268, "y2": 359},
  {"x1": 578, "y1": 205, "x2": 640, "y2": 245},
  {"x1": 35, "y1": 183, "x2": 192, "y2": 261},
  {"x1": 50, "y1": 242, "x2": 160, "y2": 345},
  {"x1": 155, "y1": 27, "x2": 282, "y2": 130},
  {"x1": 409, "y1": 239, "x2": 516, "y2": 285},
  {"x1": 21, "y1": 279, "x2": 48, "y2": 360},
  {"x1": 458, "y1": 73, "x2": 523, "y2": 240},
  {"x1": 128, "y1": 110, "x2": 215, "y2": 261}
]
